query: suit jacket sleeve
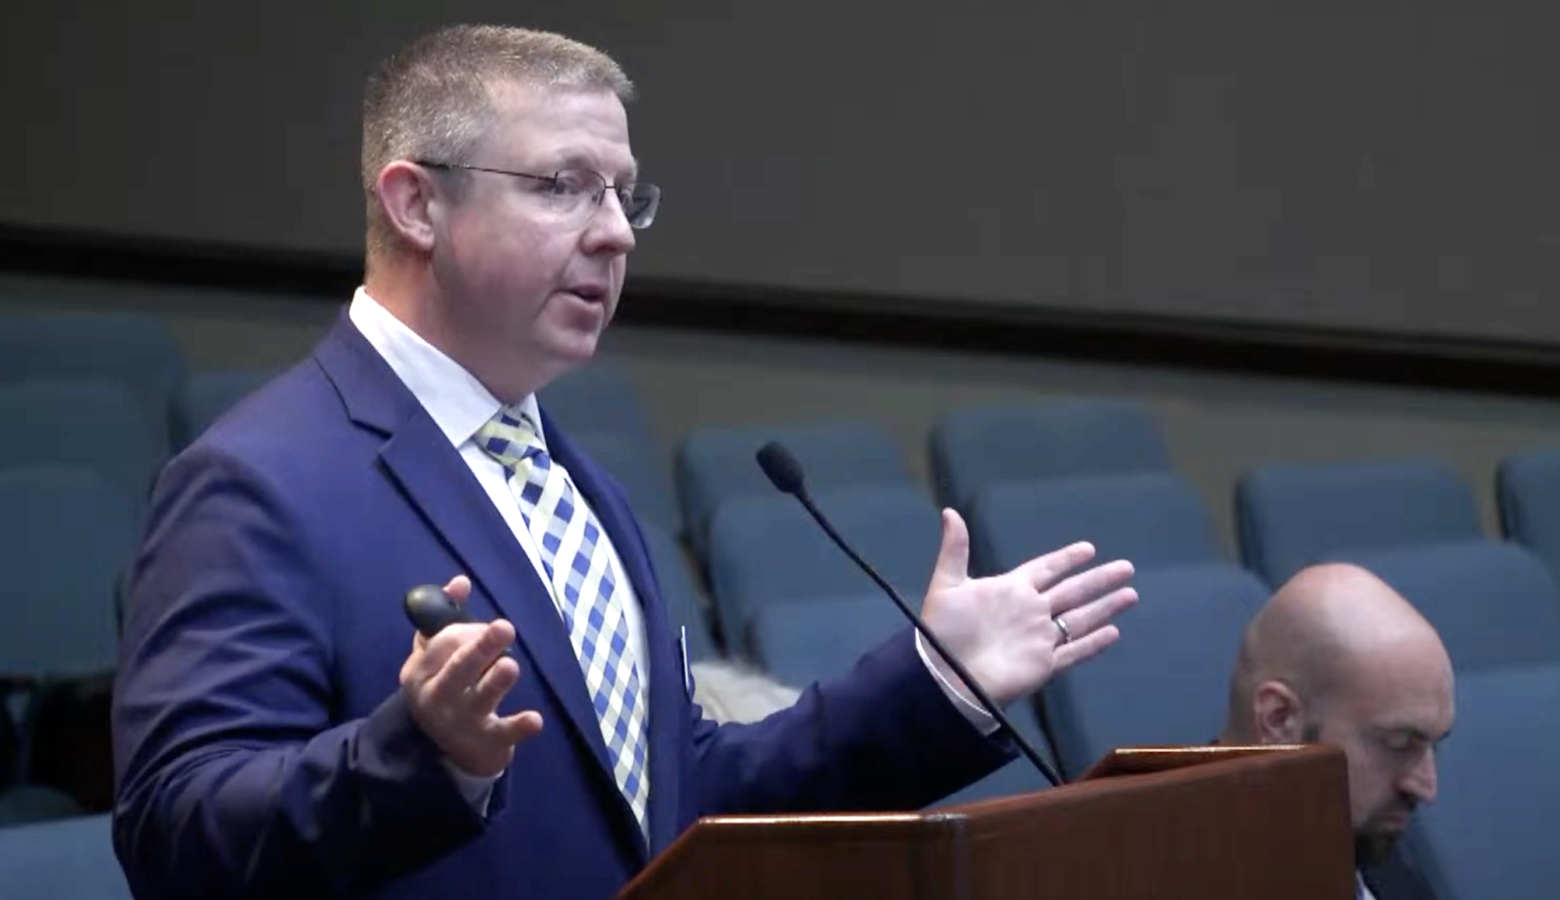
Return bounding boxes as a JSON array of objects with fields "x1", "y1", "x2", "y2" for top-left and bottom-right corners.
[
  {"x1": 112, "y1": 447, "x2": 490, "y2": 899},
  {"x1": 688, "y1": 626, "x2": 1018, "y2": 815}
]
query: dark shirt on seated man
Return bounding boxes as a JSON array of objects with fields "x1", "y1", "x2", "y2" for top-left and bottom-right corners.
[{"x1": 1219, "y1": 564, "x2": 1451, "y2": 900}]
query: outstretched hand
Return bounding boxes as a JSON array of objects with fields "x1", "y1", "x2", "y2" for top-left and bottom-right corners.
[{"x1": 918, "y1": 509, "x2": 1137, "y2": 708}]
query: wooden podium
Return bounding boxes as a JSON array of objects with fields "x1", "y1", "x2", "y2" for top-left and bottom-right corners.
[{"x1": 618, "y1": 745, "x2": 1355, "y2": 899}]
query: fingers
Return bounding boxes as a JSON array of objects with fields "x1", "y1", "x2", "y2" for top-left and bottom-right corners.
[
  {"x1": 468, "y1": 655, "x2": 521, "y2": 714},
  {"x1": 488, "y1": 709, "x2": 545, "y2": 745},
  {"x1": 443, "y1": 574, "x2": 472, "y2": 603},
  {"x1": 1021, "y1": 542, "x2": 1099, "y2": 591},
  {"x1": 1053, "y1": 624, "x2": 1122, "y2": 671},
  {"x1": 424, "y1": 619, "x2": 516, "y2": 698},
  {"x1": 1045, "y1": 559, "x2": 1135, "y2": 617},
  {"x1": 927, "y1": 508, "x2": 972, "y2": 591},
  {"x1": 1054, "y1": 586, "x2": 1138, "y2": 640}
]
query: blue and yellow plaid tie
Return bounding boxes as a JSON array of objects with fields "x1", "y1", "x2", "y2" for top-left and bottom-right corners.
[{"x1": 475, "y1": 406, "x2": 649, "y2": 834}]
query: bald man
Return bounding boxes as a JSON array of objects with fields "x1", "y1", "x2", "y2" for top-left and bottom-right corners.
[{"x1": 1220, "y1": 563, "x2": 1453, "y2": 900}]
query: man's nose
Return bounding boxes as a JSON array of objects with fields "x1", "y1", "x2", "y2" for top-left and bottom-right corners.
[{"x1": 1400, "y1": 747, "x2": 1438, "y2": 803}]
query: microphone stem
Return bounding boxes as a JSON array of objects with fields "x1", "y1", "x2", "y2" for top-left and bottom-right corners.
[{"x1": 796, "y1": 492, "x2": 1064, "y2": 788}]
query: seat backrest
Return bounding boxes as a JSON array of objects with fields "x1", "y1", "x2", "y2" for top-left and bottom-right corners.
[
  {"x1": 0, "y1": 309, "x2": 183, "y2": 439},
  {"x1": 175, "y1": 368, "x2": 276, "y2": 448},
  {"x1": 748, "y1": 593, "x2": 909, "y2": 688},
  {"x1": 706, "y1": 485, "x2": 940, "y2": 652},
  {"x1": 1042, "y1": 563, "x2": 1270, "y2": 778},
  {"x1": 1409, "y1": 664, "x2": 1560, "y2": 900},
  {"x1": 1497, "y1": 447, "x2": 1560, "y2": 582},
  {"x1": 0, "y1": 813, "x2": 131, "y2": 899},
  {"x1": 675, "y1": 420, "x2": 912, "y2": 556},
  {"x1": 0, "y1": 786, "x2": 83, "y2": 828},
  {"x1": 969, "y1": 472, "x2": 1226, "y2": 577},
  {"x1": 572, "y1": 431, "x2": 681, "y2": 535},
  {"x1": 0, "y1": 380, "x2": 169, "y2": 517},
  {"x1": 1236, "y1": 456, "x2": 1483, "y2": 587},
  {"x1": 1337, "y1": 540, "x2": 1560, "y2": 673},
  {"x1": 538, "y1": 362, "x2": 654, "y2": 445},
  {"x1": 0, "y1": 466, "x2": 137, "y2": 679},
  {"x1": 929, "y1": 399, "x2": 1170, "y2": 509}
]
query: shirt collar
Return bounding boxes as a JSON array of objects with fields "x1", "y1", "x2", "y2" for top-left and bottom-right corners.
[{"x1": 348, "y1": 286, "x2": 545, "y2": 449}]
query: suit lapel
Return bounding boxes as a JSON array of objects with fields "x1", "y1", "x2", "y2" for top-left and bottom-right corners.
[
  {"x1": 313, "y1": 315, "x2": 624, "y2": 808},
  {"x1": 544, "y1": 409, "x2": 685, "y2": 856}
]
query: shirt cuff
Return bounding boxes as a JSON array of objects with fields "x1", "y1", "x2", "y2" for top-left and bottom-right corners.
[
  {"x1": 441, "y1": 757, "x2": 500, "y2": 816},
  {"x1": 916, "y1": 629, "x2": 1000, "y2": 736}
]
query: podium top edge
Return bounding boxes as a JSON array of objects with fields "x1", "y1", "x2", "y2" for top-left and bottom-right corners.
[{"x1": 695, "y1": 812, "x2": 949, "y2": 827}]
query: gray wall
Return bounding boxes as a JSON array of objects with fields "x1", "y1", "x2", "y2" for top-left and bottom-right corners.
[
  {"x1": 5, "y1": 2, "x2": 1559, "y2": 345},
  {"x1": 5, "y1": 271, "x2": 1558, "y2": 556}
]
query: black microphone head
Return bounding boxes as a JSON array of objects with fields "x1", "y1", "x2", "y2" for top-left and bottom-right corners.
[{"x1": 756, "y1": 441, "x2": 806, "y2": 495}]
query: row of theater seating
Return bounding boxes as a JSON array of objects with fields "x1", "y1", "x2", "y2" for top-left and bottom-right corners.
[
  {"x1": 8, "y1": 347, "x2": 1560, "y2": 672},
  {"x1": 5, "y1": 308, "x2": 1560, "y2": 721},
  {"x1": 2, "y1": 309, "x2": 1559, "y2": 899},
  {"x1": 5, "y1": 661, "x2": 1557, "y2": 899}
]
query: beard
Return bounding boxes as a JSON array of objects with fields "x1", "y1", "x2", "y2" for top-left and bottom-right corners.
[
  {"x1": 1354, "y1": 800, "x2": 1417, "y2": 866},
  {"x1": 1354, "y1": 828, "x2": 1401, "y2": 867}
]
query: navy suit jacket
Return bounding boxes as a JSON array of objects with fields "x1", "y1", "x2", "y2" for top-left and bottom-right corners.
[{"x1": 111, "y1": 314, "x2": 1013, "y2": 900}]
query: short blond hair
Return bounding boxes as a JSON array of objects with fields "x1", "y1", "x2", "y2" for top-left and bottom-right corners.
[{"x1": 360, "y1": 24, "x2": 634, "y2": 261}]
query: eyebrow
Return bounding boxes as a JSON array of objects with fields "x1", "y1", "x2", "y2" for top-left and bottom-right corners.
[
  {"x1": 550, "y1": 151, "x2": 639, "y2": 183},
  {"x1": 1378, "y1": 725, "x2": 1449, "y2": 744}
]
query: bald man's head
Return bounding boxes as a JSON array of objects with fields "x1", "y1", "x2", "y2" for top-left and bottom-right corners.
[{"x1": 1222, "y1": 563, "x2": 1455, "y2": 865}]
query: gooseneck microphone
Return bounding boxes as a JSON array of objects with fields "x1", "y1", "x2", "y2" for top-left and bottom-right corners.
[{"x1": 755, "y1": 441, "x2": 1063, "y2": 788}]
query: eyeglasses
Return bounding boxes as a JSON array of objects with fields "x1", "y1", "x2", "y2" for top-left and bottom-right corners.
[{"x1": 415, "y1": 160, "x2": 660, "y2": 230}]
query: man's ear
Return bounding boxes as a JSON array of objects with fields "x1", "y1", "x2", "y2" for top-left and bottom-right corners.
[
  {"x1": 1252, "y1": 679, "x2": 1308, "y2": 743},
  {"x1": 375, "y1": 161, "x2": 443, "y2": 253}
]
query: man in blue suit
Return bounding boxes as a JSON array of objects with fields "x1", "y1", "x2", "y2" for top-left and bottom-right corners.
[{"x1": 111, "y1": 24, "x2": 1138, "y2": 899}]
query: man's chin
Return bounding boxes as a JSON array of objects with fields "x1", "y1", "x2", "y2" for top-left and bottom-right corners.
[{"x1": 1354, "y1": 828, "x2": 1405, "y2": 867}]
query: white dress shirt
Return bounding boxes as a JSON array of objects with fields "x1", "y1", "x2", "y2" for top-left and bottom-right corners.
[{"x1": 349, "y1": 287, "x2": 995, "y2": 812}]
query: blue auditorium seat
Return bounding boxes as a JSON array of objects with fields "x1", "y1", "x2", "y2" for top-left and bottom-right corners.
[
  {"x1": 1408, "y1": 663, "x2": 1560, "y2": 900},
  {"x1": 0, "y1": 786, "x2": 82, "y2": 828},
  {"x1": 0, "y1": 381, "x2": 169, "y2": 517},
  {"x1": 1236, "y1": 457, "x2": 1482, "y2": 587},
  {"x1": 677, "y1": 420, "x2": 913, "y2": 557},
  {"x1": 929, "y1": 399, "x2": 1170, "y2": 510},
  {"x1": 748, "y1": 594, "x2": 908, "y2": 688},
  {"x1": 1497, "y1": 447, "x2": 1560, "y2": 581},
  {"x1": 0, "y1": 467, "x2": 137, "y2": 680},
  {"x1": 0, "y1": 813, "x2": 131, "y2": 898},
  {"x1": 1334, "y1": 540, "x2": 1560, "y2": 673},
  {"x1": 573, "y1": 431, "x2": 681, "y2": 535},
  {"x1": 0, "y1": 309, "x2": 183, "y2": 441},
  {"x1": 968, "y1": 472, "x2": 1227, "y2": 578},
  {"x1": 1042, "y1": 563, "x2": 1270, "y2": 779},
  {"x1": 538, "y1": 361, "x2": 654, "y2": 445},
  {"x1": 705, "y1": 485, "x2": 940, "y2": 653},
  {"x1": 175, "y1": 367, "x2": 276, "y2": 448}
]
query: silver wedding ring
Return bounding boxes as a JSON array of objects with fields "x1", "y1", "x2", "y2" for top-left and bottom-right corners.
[{"x1": 1053, "y1": 615, "x2": 1072, "y2": 644}]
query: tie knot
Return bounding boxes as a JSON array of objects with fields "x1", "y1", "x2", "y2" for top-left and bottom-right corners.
[{"x1": 474, "y1": 406, "x2": 544, "y2": 470}]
